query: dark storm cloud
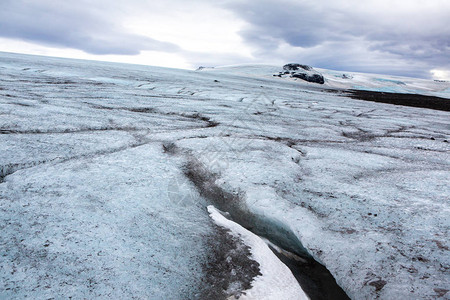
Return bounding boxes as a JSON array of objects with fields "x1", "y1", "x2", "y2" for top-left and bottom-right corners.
[
  {"x1": 1, "y1": 0, "x2": 448, "y2": 78},
  {"x1": 0, "y1": 0, "x2": 179, "y2": 55},
  {"x1": 224, "y1": 0, "x2": 450, "y2": 77},
  {"x1": 226, "y1": 1, "x2": 342, "y2": 48}
]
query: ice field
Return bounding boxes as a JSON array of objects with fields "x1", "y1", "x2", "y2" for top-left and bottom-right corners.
[{"x1": 1, "y1": 52, "x2": 449, "y2": 299}]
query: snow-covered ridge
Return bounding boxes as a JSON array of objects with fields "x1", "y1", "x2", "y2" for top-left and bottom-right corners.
[{"x1": 198, "y1": 63, "x2": 450, "y2": 98}]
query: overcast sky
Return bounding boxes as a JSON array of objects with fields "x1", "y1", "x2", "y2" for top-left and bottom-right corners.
[{"x1": 1, "y1": 0, "x2": 449, "y2": 79}]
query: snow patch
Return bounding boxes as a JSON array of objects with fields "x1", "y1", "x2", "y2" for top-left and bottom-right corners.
[{"x1": 207, "y1": 205, "x2": 309, "y2": 300}]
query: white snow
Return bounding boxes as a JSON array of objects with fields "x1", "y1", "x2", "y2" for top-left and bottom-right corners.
[
  {"x1": 200, "y1": 63, "x2": 450, "y2": 97},
  {"x1": 207, "y1": 205, "x2": 308, "y2": 300},
  {"x1": 318, "y1": 68, "x2": 450, "y2": 96}
]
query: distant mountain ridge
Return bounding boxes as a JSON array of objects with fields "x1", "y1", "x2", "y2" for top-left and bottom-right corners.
[{"x1": 197, "y1": 63, "x2": 450, "y2": 99}]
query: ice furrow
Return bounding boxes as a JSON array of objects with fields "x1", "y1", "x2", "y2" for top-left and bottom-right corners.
[{"x1": 176, "y1": 150, "x2": 349, "y2": 299}]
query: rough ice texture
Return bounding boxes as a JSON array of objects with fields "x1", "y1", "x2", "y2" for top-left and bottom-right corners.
[
  {"x1": 1, "y1": 52, "x2": 449, "y2": 299},
  {"x1": 207, "y1": 206, "x2": 308, "y2": 300}
]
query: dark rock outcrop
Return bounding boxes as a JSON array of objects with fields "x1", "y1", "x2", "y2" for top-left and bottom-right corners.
[
  {"x1": 291, "y1": 73, "x2": 325, "y2": 84},
  {"x1": 275, "y1": 63, "x2": 325, "y2": 84}
]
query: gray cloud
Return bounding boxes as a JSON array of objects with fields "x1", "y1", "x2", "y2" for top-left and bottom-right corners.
[
  {"x1": 223, "y1": 0, "x2": 450, "y2": 78},
  {"x1": 226, "y1": 1, "x2": 342, "y2": 48},
  {"x1": 0, "y1": 0, "x2": 179, "y2": 55},
  {"x1": 1, "y1": 0, "x2": 448, "y2": 78}
]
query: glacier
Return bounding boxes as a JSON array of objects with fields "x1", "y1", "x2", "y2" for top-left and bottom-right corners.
[{"x1": 0, "y1": 52, "x2": 449, "y2": 299}]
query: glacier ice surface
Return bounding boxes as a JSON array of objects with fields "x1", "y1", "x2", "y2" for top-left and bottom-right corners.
[{"x1": 1, "y1": 52, "x2": 449, "y2": 299}]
